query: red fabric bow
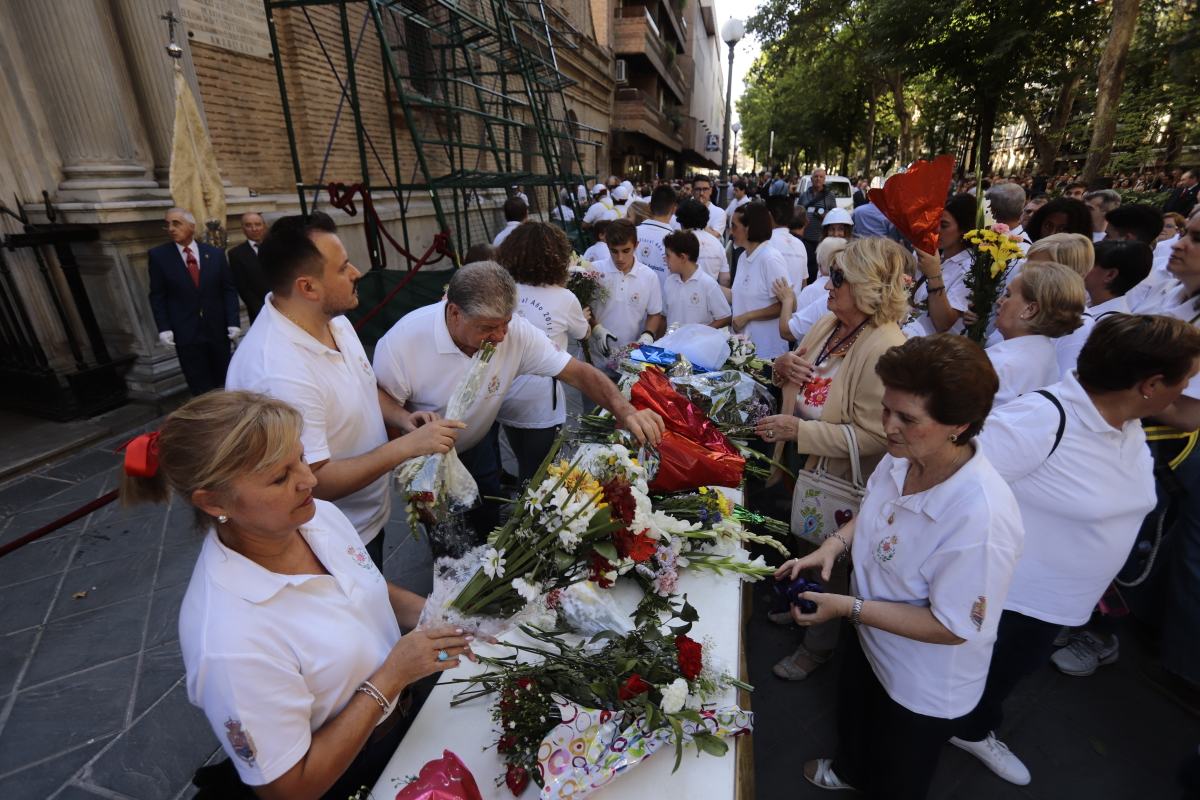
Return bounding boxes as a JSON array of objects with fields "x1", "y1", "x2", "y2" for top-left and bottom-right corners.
[
  {"x1": 867, "y1": 154, "x2": 957, "y2": 254},
  {"x1": 119, "y1": 432, "x2": 161, "y2": 478}
]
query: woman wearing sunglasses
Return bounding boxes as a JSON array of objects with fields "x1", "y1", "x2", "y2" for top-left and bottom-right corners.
[{"x1": 754, "y1": 237, "x2": 910, "y2": 680}]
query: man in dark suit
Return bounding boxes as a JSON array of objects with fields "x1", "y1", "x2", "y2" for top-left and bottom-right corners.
[
  {"x1": 1163, "y1": 170, "x2": 1199, "y2": 217},
  {"x1": 147, "y1": 207, "x2": 240, "y2": 395},
  {"x1": 227, "y1": 211, "x2": 271, "y2": 321}
]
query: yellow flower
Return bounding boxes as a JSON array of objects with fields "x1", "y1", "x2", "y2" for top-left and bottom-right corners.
[
  {"x1": 716, "y1": 493, "x2": 733, "y2": 517},
  {"x1": 698, "y1": 486, "x2": 709, "y2": 495}
]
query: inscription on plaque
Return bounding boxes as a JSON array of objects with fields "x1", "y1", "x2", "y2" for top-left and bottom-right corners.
[{"x1": 180, "y1": 0, "x2": 272, "y2": 58}]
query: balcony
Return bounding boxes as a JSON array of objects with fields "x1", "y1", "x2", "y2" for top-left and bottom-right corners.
[
  {"x1": 613, "y1": 87, "x2": 684, "y2": 151},
  {"x1": 613, "y1": 11, "x2": 687, "y2": 103}
]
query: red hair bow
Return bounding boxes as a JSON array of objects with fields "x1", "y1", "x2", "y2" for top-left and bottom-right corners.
[{"x1": 119, "y1": 431, "x2": 161, "y2": 478}]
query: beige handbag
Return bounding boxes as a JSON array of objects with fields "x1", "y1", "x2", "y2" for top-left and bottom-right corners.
[{"x1": 790, "y1": 424, "x2": 865, "y2": 547}]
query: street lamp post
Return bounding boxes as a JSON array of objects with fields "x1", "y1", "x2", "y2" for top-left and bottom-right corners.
[
  {"x1": 717, "y1": 17, "x2": 745, "y2": 207},
  {"x1": 731, "y1": 122, "x2": 741, "y2": 179}
]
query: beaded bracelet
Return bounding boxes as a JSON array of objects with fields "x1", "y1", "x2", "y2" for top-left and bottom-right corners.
[
  {"x1": 829, "y1": 531, "x2": 851, "y2": 562},
  {"x1": 355, "y1": 680, "x2": 390, "y2": 721}
]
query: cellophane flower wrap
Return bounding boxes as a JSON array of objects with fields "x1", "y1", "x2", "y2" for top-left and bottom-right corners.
[
  {"x1": 448, "y1": 618, "x2": 752, "y2": 797},
  {"x1": 394, "y1": 749, "x2": 483, "y2": 800},
  {"x1": 668, "y1": 370, "x2": 776, "y2": 438},
  {"x1": 567, "y1": 258, "x2": 608, "y2": 310},
  {"x1": 394, "y1": 342, "x2": 496, "y2": 529},
  {"x1": 962, "y1": 223, "x2": 1025, "y2": 344},
  {"x1": 866, "y1": 154, "x2": 956, "y2": 255}
]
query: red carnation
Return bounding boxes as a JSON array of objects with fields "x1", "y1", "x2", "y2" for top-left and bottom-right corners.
[
  {"x1": 516, "y1": 676, "x2": 535, "y2": 691},
  {"x1": 506, "y1": 764, "x2": 530, "y2": 795},
  {"x1": 497, "y1": 734, "x2": 516, "y2": 753},
  {"x1": 675, "y1": 635, "x2": 703, "y2": 680},
  {"x1": 618, "y1": 672, "x2": 651, "y2": 701},
  {"x1": 589, "y1": 552, "x2": 615, "y2": 588},
  {"x1": 602, "y1": 477, "x2": 636, "y2": 526}
]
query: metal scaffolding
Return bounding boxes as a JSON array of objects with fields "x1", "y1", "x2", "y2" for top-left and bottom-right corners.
[{"x1": 264, "y1": 0, "x2": 600, "y2": 266}]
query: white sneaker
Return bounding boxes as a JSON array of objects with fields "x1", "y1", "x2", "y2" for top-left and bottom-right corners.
[
  {"x1": 1051, "y1": 632, "x2": 1119, "y2": 677},
  {"x1": 1053, "y1": 626, "x2": 1073, "y2": 647},
  {"x1": 950, "y1": 733, "x2": 1031, "y2": 785}
]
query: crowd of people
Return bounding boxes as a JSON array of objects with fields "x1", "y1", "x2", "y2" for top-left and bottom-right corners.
[{"x1": 132, "y1": 158, "x2": 1200, "y2": 798}]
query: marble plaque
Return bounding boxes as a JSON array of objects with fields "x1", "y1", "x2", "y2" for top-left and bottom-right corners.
[{"x1": 180, "y1": 0, "x2": 272, "y2": 59}]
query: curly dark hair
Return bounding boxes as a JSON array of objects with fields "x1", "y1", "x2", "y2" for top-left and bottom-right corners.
[{"x1": 494, "y1": 221, "x2": 572, "y2": 287}]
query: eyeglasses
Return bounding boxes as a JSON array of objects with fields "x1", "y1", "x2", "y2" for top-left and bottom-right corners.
[{"x1": 830, "y1": 268, "x2": 846, "y2": 288}]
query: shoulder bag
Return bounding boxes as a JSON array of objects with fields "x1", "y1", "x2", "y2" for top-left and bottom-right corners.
[{"x1": 790, "y1": 425, "x2": 865, "y2": 547}]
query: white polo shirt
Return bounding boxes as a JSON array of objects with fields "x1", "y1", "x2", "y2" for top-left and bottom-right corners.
[
  {"x1": 692, "y1": 229, "x2": 729, "y2": 282},
  {"x1": 591, "y1": 260, "x2": 663, "y2": 353},
  {"x1": 226, "y1": 296, "x2": 389, "y2": 543},
  {"x1": 582, "y1": 199, "x2": 617, "y2": 226},
  {"x1": 663, "y1": 268, "x2": 731, "y2": 328},
  {"x1": 1155, "y1": 288, "x2": 1200, "y2": 400},
  {"x1": 985, "y1": 334, "x2": 1060, "y2": 407},
  {"x1": 180, "y1": 500, "x2": 401, "y2": 786},
  {"x1": 732, "y1": 242, "x2": 790, "y2": 360},
  {"x1": 636, "y1": 219, "x2": 675, "y2": 290},
  {"x1": 1054, "y1": 295, "x2": 1128, "y2": 377},
  {"x1": 492, "y1": 220, "x2": 521, "y2": 247},
  {"x1": 497, "y1": 284, "x2": 589, "y2": 429},
  {"x1": 372, "y1": 300, "x2": 571, "y2": 452},
  {"x1": 704, "y1": 202, "x2": 727, "y2": 235},
  {"x1": 582, "y1": 241, "x2": 609, "y2": 266},
  {"x1": 902, "y1": 249, "x2": 973, "y2": 338},
  {"x1": 980, "y1": 374, "x2": 1155, "y2": 626},
  {"x1": 769, "y1": 227, "x2": 809, "y2": 290},
  {"x1": 852, "y1": 446, "x2": 1023, "y2": 718}
]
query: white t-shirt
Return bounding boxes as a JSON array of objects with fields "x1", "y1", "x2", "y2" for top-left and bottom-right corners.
[
  {"x1": 692, "y1": 229, "x2": 729, "y2": 282},
  {"x1": 732, "y1": 243, "x2": 790, "y2": 360},
  {"x1": 373, "y1": 300, "x2": 571, "y2": 452},
  {"x1": 725, "y1": 196, "x2": 750, "y2": 230},
  {"x1": 787, "y1": 295, "x2": 832, "y2": 343},
  {"x1": 636, "y1": 219, "x2": 675, "y2": 290},
  {"x1": 226, "y1": 297, "x2": 389, "y2": 543},
  {"x1": 181, "y1": 500, "x2": 401, "y2": 786},
  {"x1": 582, "y1": 199, "x2": 617, "y2": 226},
  {"x1": 663, "y1": 269, "x2": 731, "y2": 328},
  {"x1": 497, "y1": 284, "x2": 589, "y2": 429},
  {"x1": 852, "y1": 447, "x2": 1024, "y2": 718},
  {"x1": 591, "y1": 260, "x2": 663, "y2": 352},
  {"x1": 985, "y1": 334, "x2": 1060, "y2": 407},
  {"x1": 704, "y1": 202, "x2": 727, "y2": 235},
  {"x1": 582, "y1": 242, "x2": 609, "y2": 266},
  {"x1": 1054, "y1": 295, "x2": 1128, "y2": 377},
  {"x1": 901, "y1": 249, "x2": 973, "y2": 338},
  {"x1": 551, "y1": 205, "x2": 575, "y2": 223},
  {"x1": 492, "y1": 220, "x2": 521, "y2": 247},
  {"x1": 1126, "y1": 269, "x2": 1181, "y2": 314},
  {"x1": 769, "y1": 227, "x2": 808, "y2": 290},
  {"x1": 980, "y1": 374, "x2": 1156, "y2": 626}
]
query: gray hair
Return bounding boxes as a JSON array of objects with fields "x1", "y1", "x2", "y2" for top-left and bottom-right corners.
[
  {"x1": 1084, "y1": 189, "x2": 1122, "y2": 211},
  {"x1": 986, "y1": 183, "x2": 1026, "y2": 222},
  {"x1": 446, "y1": 260, "x2": 518, "y2": 318},
  {"x1": 812, "y1": 168, "x2": 827, "y2": 178},
  {"x1": 166, "y1": 207, "x2": 196, "y2": 225}
]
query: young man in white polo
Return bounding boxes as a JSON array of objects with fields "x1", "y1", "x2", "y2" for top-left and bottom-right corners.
[
  {"x1": 373, "y1": 261, "x2": 664, "y2": 548},
  {"x1": 690, "y1": 174, "x2": 726, "y2": 240},
  {"x1": 226, "y1": 212, "x2": 464, "y2": 568},
  {"x1": 589, "y1": 219, "x2": 665, "y2": 364},
  {"x1": 662, "y1": 230, "x2": 731, "y2": 331},
  {"x1": 635, "y1": 185, "x2": 678, "y2": 290}
]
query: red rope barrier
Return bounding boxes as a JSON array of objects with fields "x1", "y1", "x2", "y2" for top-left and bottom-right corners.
[{"x1": 0, "y1": 489, "x2": 118, "y2": 559}]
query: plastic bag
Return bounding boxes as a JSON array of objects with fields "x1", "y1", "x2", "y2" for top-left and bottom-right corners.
[
  {"x1": 395, "y1": 750, "x2": 483, "y2": 800},
  {"x1": 630, "y1": 368, "x2": 739, "y2": 456},
  {"x1": 654, "y1": 324, "x2": 731, "y2": 372}
]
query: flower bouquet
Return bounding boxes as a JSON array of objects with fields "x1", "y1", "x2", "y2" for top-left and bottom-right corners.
[
  {"x1": 961, "y1": 222, "x2": 1025, "y2": 345},
  {"x1": 668, "y1": 370, "x2": 776, "y2": 438},
  {"x1": 567, "y1": 257, "x2": 608, "y2": 310},
  {"x1": 394, "y1": 342, "x2": 496, "y2": 531},
  {"x1": 723, "y1": 334, "x2": 772, "y2": 386},
  {"x1": 449, "y1": 619, "x2": 752, "y2": 797}
]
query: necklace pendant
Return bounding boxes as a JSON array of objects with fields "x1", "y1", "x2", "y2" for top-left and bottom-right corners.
[{"x1": 887, "y1": 512, "x2": 895, "y2": 525}]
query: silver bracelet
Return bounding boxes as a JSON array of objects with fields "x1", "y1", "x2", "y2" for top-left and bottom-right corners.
[
  {"x1": 355, "y1": 680, "x2": 390, "y2": 720},
  {"x1": 849, "y1": 597, "x2": 865, "y2": 626},
  {"x1": 828, "y1": 531, "x2": 851, "y2": 561}
]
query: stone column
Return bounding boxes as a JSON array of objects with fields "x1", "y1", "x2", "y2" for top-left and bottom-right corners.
[
  {"x1": 109, "y1": 0, "x2": 207, "y2": 186},
  {"x1": 10, "y1": 0, "x2": 156, "y2": 192}
]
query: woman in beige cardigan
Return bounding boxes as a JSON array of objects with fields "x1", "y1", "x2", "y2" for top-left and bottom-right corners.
[{"x1": 754, "y1": 237, "x2": 910, "y2": 680}]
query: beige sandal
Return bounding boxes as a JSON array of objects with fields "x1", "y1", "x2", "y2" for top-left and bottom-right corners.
[
  {"x1": 771, "y1": 644, "x2": 831, "y2": 681},
  {"x1": 804, "y1": 758, "x2": 856, "y2": 791}
]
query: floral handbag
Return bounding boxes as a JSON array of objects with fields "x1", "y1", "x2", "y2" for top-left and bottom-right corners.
[{"x1": 790, "y1": 425, "x2": 865, "y2": 547}]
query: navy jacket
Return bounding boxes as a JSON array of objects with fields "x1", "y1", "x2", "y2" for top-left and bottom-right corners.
[{"x1": 147, "y1": 241, "x2": 240, "y2": 345}]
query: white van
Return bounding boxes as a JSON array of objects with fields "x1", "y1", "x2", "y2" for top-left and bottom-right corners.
[{"x1": 795, "y1": 174, "x2": 854, "y2": 211}]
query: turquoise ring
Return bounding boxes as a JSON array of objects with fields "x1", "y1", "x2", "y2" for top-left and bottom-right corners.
[{"x1": 437, "y1": 649, "x2": 449, "y2": 662}]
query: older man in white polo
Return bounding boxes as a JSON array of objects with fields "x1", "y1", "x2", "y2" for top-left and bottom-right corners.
[{"x1": 373, "y1": 261, "x2": 664, "y2": 545}]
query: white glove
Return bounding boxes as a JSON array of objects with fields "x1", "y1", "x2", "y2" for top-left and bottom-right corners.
[
  {"x1": 158, "y1": 331, "x2": 175, "y2": 348},
  {"x1": 589, "y1": 324, "x2": 618, "y2": 358},
  {"x1": 637, "y1": 332, "x2": 655, "y2": 346},
  {"x1": 227, "y1": 327, "x2": 241, "y2": 342}
]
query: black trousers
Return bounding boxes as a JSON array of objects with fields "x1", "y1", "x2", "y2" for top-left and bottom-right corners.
[
  {"x1": 801, "y1": 238, "x2": 819, "y2": 284},
  {"x1": 428, "y1": 423, "x2": 502, "y2": 559},
  {"x1": 503, "y1": 424, "x2": 560, "y2": 483},
  {"x1": 176, "y1": 338, "x2": 231, "y2": 396},
  {"x1": 365, "y1": 528, "x2": 385, "y2": 571},
  {"x1": 955, "y1": 609, "x2": 1060, "y2": 741},
  {"x1": 832, "y1": 627, "x2": 965, "y2": 800}
]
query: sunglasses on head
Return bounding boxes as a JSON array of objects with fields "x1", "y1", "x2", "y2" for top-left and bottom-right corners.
[{"x1": 830, "y1": 268, "x2": 846, "y2": 288}]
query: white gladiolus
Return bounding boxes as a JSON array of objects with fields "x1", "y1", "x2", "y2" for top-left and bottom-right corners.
[{"x1": 482, "y1": 547, "x2": 506, "y2": 579}]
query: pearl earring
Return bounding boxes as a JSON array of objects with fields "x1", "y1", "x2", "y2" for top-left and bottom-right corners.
[
  {"x1": 949, "y1": 433, "x2": 959, "y2": 442},
  {"x1": 1142, "y1": 394, "x2": 1151, "y2": 400},
  {"x1": 217, "y1": 514, "x2": 229, "y2": 524}
]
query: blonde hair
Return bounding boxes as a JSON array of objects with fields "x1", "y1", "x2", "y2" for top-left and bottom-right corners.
[
  {"x1": 625, "y1": 201, "x2": 652, "y2": 226},
  {"x1": 1026, "y1": 233, "x2": 1093, "y2": 278},
  {"x1": 120, "y1": 391, "x2": 303, "y2": 527},
  {"x1": 1016, "y1": 261, "x2": 1086, "y2": 338},
  {"x1": 839, "y1": 237, "x2": 910, "y2": 326},
  {"x1": 815, "y1": 236, "x2": 848, "y2": 274}
]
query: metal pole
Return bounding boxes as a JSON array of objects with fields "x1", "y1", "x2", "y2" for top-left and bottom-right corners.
[
  {"x1": 717, "y1": 42, "x2": 735, "y2": 206},
  {"x1": 732, "y1": 130, "x2": 739, "y2": 176}
]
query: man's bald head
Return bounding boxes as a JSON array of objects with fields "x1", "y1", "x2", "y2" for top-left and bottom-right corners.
[{"x1": 241, "y1": 212, "x2": 266, "y2": 244}]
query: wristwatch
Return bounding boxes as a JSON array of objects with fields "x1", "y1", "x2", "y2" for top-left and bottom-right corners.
[{"x1": 849, "y1": 597, "x2": 865, "y2": 626}]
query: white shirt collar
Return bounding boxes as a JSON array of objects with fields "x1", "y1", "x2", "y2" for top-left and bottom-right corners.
[
  {"x1": 1057, "y1": 371, "x2": 1130, "y2": 435},
  {"x1": 885, "y1": 443, "x2": 988, "y2": 521},
  {"x1": 264, "y1": 293, "x2": 342, "y2": 356},
  {"x1": 202, "y1": 520, "x2": 357, "y2": 604},
  {"x1": 1087, "y1": 295, "x2": 1128, "y2": 317},
  {"x1": 176, "y1": 241, "x2": 198, "y2": 258},
  {"x1": 432, "y1": 300, "x2": 467, "y2": 356}
]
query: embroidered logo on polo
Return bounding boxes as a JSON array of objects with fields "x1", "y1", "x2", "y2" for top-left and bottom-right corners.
[
  {"x1": 690, "y1": 292, "x2": 701, "y2": 305},
  {"x1": 874, "y1": 534, "x2": 898, "y2": 563},
  {"x1": 224, "y1": 718, "x2": 258, "y2": 767},
  {"x1": 630, "y1": 292, "x2": 641, "y2": 305},
  {"x1": 358, "y1": 355, "x2": 372, "y2": 376},
  {"x1": 346, "y1": 545, "x2": 375, "y2": 572},
  {"x1": 970, "y1": 596, "x2": 988, "y2": 631},
  {"x1": 486, "y1": 374, "x2": 501, "y2": 396}
]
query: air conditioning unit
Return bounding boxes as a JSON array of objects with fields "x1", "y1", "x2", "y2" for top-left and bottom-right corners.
[{"x1": 615, "y1": 59, "x2": 628, "y2": 84}]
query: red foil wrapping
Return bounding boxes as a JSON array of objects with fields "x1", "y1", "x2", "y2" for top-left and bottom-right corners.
[
  {"x1": 867, "y1": 154, "x2": 957, "y2": 254},
  {"x1": 629, "y1": 368, "x2": 745, "y2": 491},
  {"x1": 395, "y1": 750, "x2": 483, "y2": 800}
]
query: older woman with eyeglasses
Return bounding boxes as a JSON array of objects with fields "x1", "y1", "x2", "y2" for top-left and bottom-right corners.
[{"x1": 753, "y1": 238, "x2": 909, "y2": 680}]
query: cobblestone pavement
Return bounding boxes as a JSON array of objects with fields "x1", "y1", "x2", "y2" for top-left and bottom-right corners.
[{"x1": 0, "y1": 419, "x2": 1195, "y2": 799}]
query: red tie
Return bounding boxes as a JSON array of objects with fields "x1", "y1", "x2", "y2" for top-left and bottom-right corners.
[{"x1": 185, "y1": 248, "x2": 200, "y2": 287}]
